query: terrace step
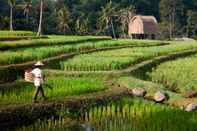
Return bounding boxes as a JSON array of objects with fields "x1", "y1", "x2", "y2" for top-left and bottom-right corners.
[{"x1": 44, "y1": 49, "x2": 197, "y2": 77}]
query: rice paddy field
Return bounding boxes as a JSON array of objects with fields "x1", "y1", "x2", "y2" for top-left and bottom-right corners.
[
  {"x1": 0, "y1": 76, "x2": 107, "y2": 105},
  {"x1": 60, "y1": 42, "x2": 197, "y2": 71},
  {"x1": 0, "y1": 31, "x2": 36, "y2": 38},
  {"x1": 1, "y1": 31, "x2": 197, "y2": 131},
  {"x1": 12, "y1": 98, "x2": 197, "y2": 131},
  {"x1": 0, "y1": 37, "x2": 164, "y2": 65},
  {"x1": 149, "y1": 54, "x2": 197, "y2": 94}
]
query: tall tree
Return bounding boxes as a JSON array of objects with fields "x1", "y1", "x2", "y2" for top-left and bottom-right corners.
[
  {"x1": 98, "y1": 1, "x2": 117, "y2": 38},
  {"x1": 160, "y1": 0, "x2": 184, "y2": 39},
  {"x1": 8, "y1": 0, "x2": 16, "y2": 30},
  {"x1": 23, "y1": 0, "x2": 32, "y2": 23},
  {"x1": 75, "y1": 16, "x2": 90, "y2": 35},
  {"x1": 57, "y1": 6, "x2": 70, "y2": 34},
  {"x1": 37, "y1": 0, "x2": 44, "y2": 36},
  {"x1": 118, "y1": 6, "x2": 136, "y2": 38},
  {"x1": 187, "y1": 10, "x2": 197, "y2": 38}
]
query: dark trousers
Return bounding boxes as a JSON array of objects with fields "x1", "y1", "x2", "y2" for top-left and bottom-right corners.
[{"x1": 33, "y1": 85, "x2": 45, "y2": 101}]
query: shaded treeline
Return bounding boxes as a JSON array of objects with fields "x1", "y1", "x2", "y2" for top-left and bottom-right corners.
[{"x1": 0, "y1": 0, "x2": 197, "y2": 39}]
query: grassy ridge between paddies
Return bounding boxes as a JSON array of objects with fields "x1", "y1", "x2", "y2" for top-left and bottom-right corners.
[
  {"x1": 0, "y1": 35, "x2": 111, "y2": 50},
  {"x1": 60, "y1": 41, "x2": 197, "y2": 71},
  {"x1": 0, "y1": 31, "x2": 36, "y2": 38},
  {"x1": 148, "y1": 54, "x2": 197, "y2": 94},
  {"x1": 19, "y1": 98, "x2": 197, "y2": 131},
  {"x1": 117, "y1": 77, "x2": 183, "y2": 106},
  {"x1": 0, "y1": 39, "x2": 164, "y2": 66},
  {"x1": 0, "y1": 76, "x2": 107, "y2": 105}
]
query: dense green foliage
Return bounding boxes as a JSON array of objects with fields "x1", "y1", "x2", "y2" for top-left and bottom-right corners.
[
  {"x1": 0, "y1": 76, "x2": 106, "y2": 104},
  {"x1": 149, "y1": 54, "x2": 197, "y2": 93},
  {"x1": 0, "y1": 0, "x2": 197, "y2": 39},
  {"x1": 60, "y1": 42, "x2": 197, "y2": 71}
]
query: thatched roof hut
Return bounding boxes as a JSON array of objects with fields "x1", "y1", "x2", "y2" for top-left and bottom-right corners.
[{"x1": 128, "y1": 15, "x2": 158, "y2": 39}]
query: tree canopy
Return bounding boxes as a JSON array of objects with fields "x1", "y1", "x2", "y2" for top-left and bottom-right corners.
[{"x1": 0, "y1": 0, "x2": 196, "y2": 39}]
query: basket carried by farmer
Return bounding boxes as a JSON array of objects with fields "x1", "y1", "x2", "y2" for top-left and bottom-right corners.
[{"x1": 24, "y1": 68, "x2": 34, "y2": 82}]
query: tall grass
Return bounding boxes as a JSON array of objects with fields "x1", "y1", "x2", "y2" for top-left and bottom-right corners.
[
  {"x1": 81, "y1": 98, "x2": 197, "y2": 131},
  {"x1": 60, "y1": 42, "x2": 197, "y2": 71},
  {"x1": 0, "y1": 39, "x2": 164, "y2": 65},
  {"x1": 149, "y1": 54, "x2": 197, "y2": 93},
  {"x1": 13, "y1": 98, "x2": 197, "y2": 131},
  {"x1": 0, "y1": 35, "x2": 111, "y2": 50},
  {"x1": 0, "y1": 31, "x2": 36, "y2": 38},
  {"x1": 0, "y1": 76, "x2": 106, "y2": 105}
]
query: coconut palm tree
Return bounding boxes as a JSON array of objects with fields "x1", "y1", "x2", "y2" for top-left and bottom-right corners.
[
  {"x1": 16, "y1": 0, "x2": 32, "y2": 23},
  {"x1": 37, "y1": 0, "x2": 44, "y2": 36},
  {"x1": 118, "y1": 6, "x2": 136, "y2": 38},
  {"x1": 75, "y1": 13, "x2": 90, "y2": 35},
  {"x1": 23, "y1": 0, "x2": 32, "y2": 23},
  {"x1": 57, "y1": 7, "x2": 70, "y2": 34},
  {"x1": 8, "y1": 0, "x2": 16, "y2": 31},
  {"x1": 98, "y1": 1, "x2": 117, "y2": 38}
]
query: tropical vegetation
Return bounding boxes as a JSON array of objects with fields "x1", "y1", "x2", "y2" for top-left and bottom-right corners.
[{"x1": 0, "y1": 0, "x2": 197, "y2": 39}]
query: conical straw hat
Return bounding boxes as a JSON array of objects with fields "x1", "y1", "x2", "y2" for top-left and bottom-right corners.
[{"x1": 34, "y1": 61, "x2": 44, "y2": 66}]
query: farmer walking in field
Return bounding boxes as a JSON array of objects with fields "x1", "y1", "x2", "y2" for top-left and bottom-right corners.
[{"x1": 31, "y1": 61, "x2": 47, "y2": 103}]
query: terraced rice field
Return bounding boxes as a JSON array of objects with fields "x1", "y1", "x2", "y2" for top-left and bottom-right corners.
[
  {"x1": 13, "y1": 98, "x2": 197, "y2": 131},
  {"x1": 149, "y1": 54, "x2": 197, "y2": 93},
  {"x1": 60, "y1": 42, "x2": 197, "y2": 71},
  {"x1": 0, "y1": 38, "x2": 164, "y2": 65},
  {"x1": 0, "y1": 31, "x2": 36, "y2": 38},
  {"x1": 1, "y1": 32, "x2": 197, "y2": 131},
  {"x1": 0, "y1": 76, "x2": 107, "y2": 105}
]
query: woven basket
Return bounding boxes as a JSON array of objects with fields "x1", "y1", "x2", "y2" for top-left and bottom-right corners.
[{"x1": 24, "y1": 69, "x2": 34, "y2": 83}]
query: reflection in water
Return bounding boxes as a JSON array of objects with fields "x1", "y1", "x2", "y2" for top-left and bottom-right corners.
[{"x1": 13, "y1": 98, "x2": 197, "y2": 131}]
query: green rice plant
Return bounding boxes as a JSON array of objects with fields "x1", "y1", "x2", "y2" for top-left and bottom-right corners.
[
  {"x1": 60, "y1": 42, "x2": 197, "y2": 71},
  {"x1": 0, "y1": 35, "x2": 111, "y2": 50},
  {"x1": 0, "y1": 68, "x2": 19, "y2": 84},
  {"x1": 0, "y1": 30, "x2": 36, "y2": 38},
  {"x1": 0, "y1": 76, "x2": 107, "y2": 105},
  {"x1": 149, "y1": 54, "x2": 197, "y2": 93},
  {"x1": 0, "y1": 39, "x2": 164, "y2": 65},
  {"x1": 14, "y1": 98, "x2": 197, "y2": 131},
  {"x1": 81, "y1": 98, "x2": 197, "y2": 131}
]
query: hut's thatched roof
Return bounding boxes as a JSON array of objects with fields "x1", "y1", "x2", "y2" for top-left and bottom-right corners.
[{"x1": 128, "y1": 15, "x2": 158, "y2": 35}]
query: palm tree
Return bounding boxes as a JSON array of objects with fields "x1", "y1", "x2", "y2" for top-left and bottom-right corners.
[
  {"x1": 98, "y1": 1, "x2": 117, "y2": 38},
  {"x1": 118, "y1": 6, "x2": 136, "y2": 38},
  {"x1": 23, "y1": 0, "x2": 32, "y2": 23},
  {"x1": 57, "y1": 7, "x2": 70, "y2": 34},
  {"x1": 8, "y1": 0, "x2": 16, "y2": 31},
  {"x1": 75, "y1": 13, "x2": 90, "y2": 35},
  {"x1": 37, "y1": 0, "x2": 44, "y2": 36},
  {"x1": 16, "y1": 0, "x2": 32, "y2": 23}
]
